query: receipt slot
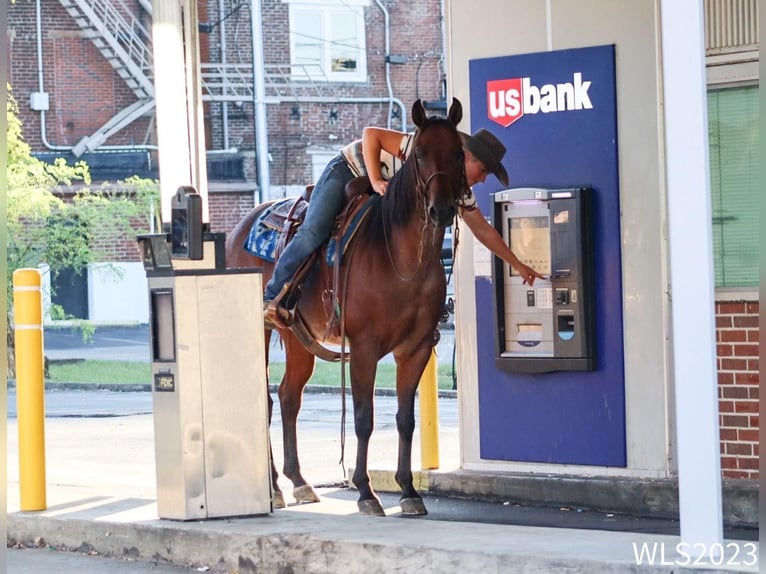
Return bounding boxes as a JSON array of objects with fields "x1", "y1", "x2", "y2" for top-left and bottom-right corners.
[
  {"x1": 492, "y1": 187, "x2": 596, "y2": 373},
  {"x1": 138, "y1": 232, "x2": 271, "y2": 520}
]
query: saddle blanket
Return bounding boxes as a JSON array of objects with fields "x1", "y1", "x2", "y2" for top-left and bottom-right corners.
[
  {"x1": 243, "y1": 198, "x2": 294, "y2": 262},
  {"x1": 242, "y1": 194, "x2": 379, "y2": 265}
]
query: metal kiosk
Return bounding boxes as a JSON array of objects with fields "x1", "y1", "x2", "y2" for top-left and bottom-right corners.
[{"x1": 137, "y1": 226, "x2": 271, "y2": 520}]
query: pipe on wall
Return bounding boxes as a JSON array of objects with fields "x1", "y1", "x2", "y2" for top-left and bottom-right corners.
[
  {"x1": 374, "y1": 0, "x2": 397, "y2": 129},
  {"x1": 34, "y1": 0, "x2": 157, "y2": 154}
]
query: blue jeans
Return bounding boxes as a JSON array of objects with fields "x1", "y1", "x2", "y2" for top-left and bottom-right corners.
[{"x1": 264, "y1": 155, "x2": 355, "y2": 302}]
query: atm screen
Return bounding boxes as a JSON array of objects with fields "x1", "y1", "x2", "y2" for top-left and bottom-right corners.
[{"x1": 507, "y1": 216, "x2": 551, "y2": 276}]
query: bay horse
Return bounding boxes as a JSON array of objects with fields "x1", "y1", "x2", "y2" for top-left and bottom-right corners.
[{"x1": 225, "y1": 98, "x2": 466, "y2": 516}]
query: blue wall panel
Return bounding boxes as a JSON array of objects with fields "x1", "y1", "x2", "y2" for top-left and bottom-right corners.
[{"x1": 469, "y1": 45, "x2": 626, "y2": 466}]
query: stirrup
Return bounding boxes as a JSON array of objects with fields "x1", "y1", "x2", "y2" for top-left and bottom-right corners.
[{"x1": 263, "y1": 301, "x2": 290, "y2": 330}]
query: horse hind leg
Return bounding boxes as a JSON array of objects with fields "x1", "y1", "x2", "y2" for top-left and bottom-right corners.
[
  {"x1": 262, "y1": 329, "x2": 286, "y2": 509},
  {"x1": 278, "y1": 332, "x2": 320, "y2": 504},
  {"x1": 267, "y1": 391, "x2": 286, "y2": 509}
]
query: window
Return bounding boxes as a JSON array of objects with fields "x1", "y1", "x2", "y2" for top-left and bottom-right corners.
[
  {"x1": 707, "y1": 85, "x2": 759, "y2": 287},
  {"x1": 285, "y1": 0, "x2": 368, "y2": 83}
]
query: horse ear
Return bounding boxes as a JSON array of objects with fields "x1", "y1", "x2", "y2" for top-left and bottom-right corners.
[
  {"x1": 447, "y1": 98, "x2": 462, "y2": 126},
  {"x1": 412, "y1": 99, "x2": 427, "y2": 128}
]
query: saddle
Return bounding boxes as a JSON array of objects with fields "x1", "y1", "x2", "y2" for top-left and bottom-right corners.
[{"x1": 267, "y1": 177, "x2": 376, "y2": 342}]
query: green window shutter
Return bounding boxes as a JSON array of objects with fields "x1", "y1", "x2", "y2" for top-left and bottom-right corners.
[{"x1": 707, "y1": 86, "x2": 759, "y2": 287}]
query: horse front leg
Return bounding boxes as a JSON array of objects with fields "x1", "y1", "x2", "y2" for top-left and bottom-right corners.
[
  {"x1": 278, "y1": 333, "x2": 320, "y2": 504},
  {"x1": 349, "y1": 350, "x2": 385, "y2": 516},
  {"x1": 393, "y1": 344, "x2": 434, "y2": 516}
]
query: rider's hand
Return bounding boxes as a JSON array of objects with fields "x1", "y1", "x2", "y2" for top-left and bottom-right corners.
[
  {"x1": 521, "y1": 264, "x2": 546, "y2": 286},
  {"x1": 371, "y1": 179, "x2": 388, "y2": 196}
]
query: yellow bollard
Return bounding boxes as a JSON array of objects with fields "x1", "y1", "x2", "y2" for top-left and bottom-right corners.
[
  {"x1": 419, "y1": 349, "x2": 440, "y2": 470},
  {"x1": 13, "y1": 268, "x2": 47, "y2": 511}
]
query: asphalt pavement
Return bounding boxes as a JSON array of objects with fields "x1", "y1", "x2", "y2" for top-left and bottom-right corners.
[{"x1": 7, "y1": 547, "x2": 202, "y2": 573}]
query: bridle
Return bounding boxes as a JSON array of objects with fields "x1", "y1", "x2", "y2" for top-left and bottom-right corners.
[
  {"x1": 383, "y1": 126, "x2": 465, "y2": 282},
  {"x1": 411, "y1": 132, "x2": 463, "y2": 203}
]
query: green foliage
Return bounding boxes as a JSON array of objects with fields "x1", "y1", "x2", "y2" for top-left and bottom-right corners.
[
  {"x1": 7, "y1": 89, "x2": 159, "y2": 289},
  {"x1": 46, "y1": 360, "x2": 458, "y2": 390},
  {"x1": 268, "y1": 361, "x2": 457, "y2": 391},
  {"x1": 47, "y1": 359, "x2": 152, "y2": 384},
  {"x1": 6, "y1": 86, "x2": 159, "y2": 371}
]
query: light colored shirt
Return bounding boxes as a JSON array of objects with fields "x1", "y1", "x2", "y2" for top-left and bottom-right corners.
[
  {"x1": 340, "y1": 133, "x2": 415, "y2": 181},
  {"x1": 340, "y1": 132, "x2": 477, "y2": 211}
]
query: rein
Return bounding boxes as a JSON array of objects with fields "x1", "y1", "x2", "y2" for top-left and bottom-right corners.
[
  {"x1": 382, "y1": 202, "x2": 429, "y2": 282},
  {"x1": 382, "y1": 138, "x2": 457, "y2": 282}
]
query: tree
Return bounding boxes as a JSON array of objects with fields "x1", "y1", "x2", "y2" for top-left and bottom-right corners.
[{"x1": 6, "y1": 88, "x2": 159, "y2": 376}]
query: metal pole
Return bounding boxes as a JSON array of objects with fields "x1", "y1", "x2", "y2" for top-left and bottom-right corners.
[
  {"x1": 419, "y1": 350, "x2": 440, "y2": 469},
  {"x1": 250, "y1": 0, "x2": 269, "y2": 203},
  {"x1": 13, "y1": 269, "x2": 47, "y2": 511},
  {"x1": 219, "y1": 0, "x2": 230, "y2": 150}
]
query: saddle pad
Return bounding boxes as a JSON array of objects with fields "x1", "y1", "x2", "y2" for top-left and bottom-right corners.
[
  {"x1": 326, "y1": 194, "x2": 379, "y2": 266},
  {"x1": 243, "y1": 197, "x2": 296, "y2": 261}
]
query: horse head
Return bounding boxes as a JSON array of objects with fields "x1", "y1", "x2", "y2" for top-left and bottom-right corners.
[{"x1": 410, "y1": 98, "x2": 466, "y2": 228}]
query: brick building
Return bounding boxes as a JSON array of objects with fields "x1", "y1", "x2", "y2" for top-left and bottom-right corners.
[{"x1": 8, "y1": 0, "x2": 447, "y2": 236}]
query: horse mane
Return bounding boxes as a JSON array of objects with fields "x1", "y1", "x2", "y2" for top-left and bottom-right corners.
[{"x1": 360, "y1": 114, "x2": 458, "y2": 247}]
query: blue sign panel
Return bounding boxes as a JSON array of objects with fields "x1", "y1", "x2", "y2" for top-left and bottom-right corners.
[{"x1": 469, "y1": 45, "x2": 625, "y2": 466}]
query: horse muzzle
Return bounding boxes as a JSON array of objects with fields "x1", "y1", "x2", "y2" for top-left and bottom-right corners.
[{"x1": 428, "y1": 204, "x2": 457, "y2": 228}]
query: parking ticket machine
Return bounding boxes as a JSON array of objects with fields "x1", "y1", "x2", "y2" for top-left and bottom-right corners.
[{"x1": 492, "y1": 187, "x2": 596, "y2": 373}]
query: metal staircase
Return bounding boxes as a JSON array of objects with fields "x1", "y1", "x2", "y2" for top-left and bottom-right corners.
[
  {"x1": 201, "y1": 63, "x2": 340, "y2": 103},
  {"x1": 58, "y1": 0, "x2": 350, "y2": 155},
  {"x1": 58, "y1": 0, "x2": 155, "y2": 156}
]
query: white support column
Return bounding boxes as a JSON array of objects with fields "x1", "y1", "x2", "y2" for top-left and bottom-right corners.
[
  {"x1": 151, "y1": 1, "x2": 192, "y2": 223},
  {"x1": 660, "y1": 0, "x2": 723, "y2": 551},
  {"x1": 151, "y1": 0, "x2": 209, "y2": 223},
  {"x1": 182, "y1": 0, "x2": 210, "y2": 223}
]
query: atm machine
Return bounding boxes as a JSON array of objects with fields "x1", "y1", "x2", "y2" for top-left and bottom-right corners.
[
  {"x1": 138, "y1": 187, "x2": 271, "y2": 520},
  {"x1": 492, "y1": 187, "x2": 596, "y2": 373}
]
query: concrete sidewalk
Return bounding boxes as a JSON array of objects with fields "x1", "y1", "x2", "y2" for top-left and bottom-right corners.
[{"x1": 7, "y1": 408, "x2": 759, "y2": 573}]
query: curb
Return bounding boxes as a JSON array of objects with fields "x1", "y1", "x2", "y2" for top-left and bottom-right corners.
[
  {"x1": 6, "y1": 380, "x2": 458, "y2": 399},
  {"x1": 359, "y1": 470, "x2": 759, "y2": 529},
  {"x1": 9, "y1": 507, "x2": 755, "y2": 574}
]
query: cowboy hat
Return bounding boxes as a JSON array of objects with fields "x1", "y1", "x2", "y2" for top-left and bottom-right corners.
[{"x1": 459, "y1": 129, "x2": 509, "y2": 187}]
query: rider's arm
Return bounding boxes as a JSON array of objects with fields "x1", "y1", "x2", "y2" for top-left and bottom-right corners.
[
  {"x1": 461, "y1": 208, "x2": 546, "y2": 286},
  {"x1": 362, "y1": 127, "x2": 407, "y2": 195}
]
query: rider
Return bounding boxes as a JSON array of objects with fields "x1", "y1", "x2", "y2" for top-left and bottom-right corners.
[{"x1": 263, "y1": 125, "x2": 545, "y2": 328}]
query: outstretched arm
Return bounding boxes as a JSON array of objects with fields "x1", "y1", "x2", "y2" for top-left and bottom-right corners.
[
  {"x1": 461, "y1": 208, "x2": 546, "y2": 286},
  {"x1": 362, "y1": 126, "x2": 407, "y2": 195}
]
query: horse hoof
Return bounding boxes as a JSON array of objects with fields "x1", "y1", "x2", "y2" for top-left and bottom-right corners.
[
  {"x1": 358, "y1": 498, "x2": 386, "y2": 516},
  {"x1": 293, "y1": 484, "x2": 320, "y2": 504},
  {"x1": 273, "y1": 490, "x2": 286, "y2": 509},
  {"x1": 400, "y1": 497, "x2": 428, "y2": 516}
]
